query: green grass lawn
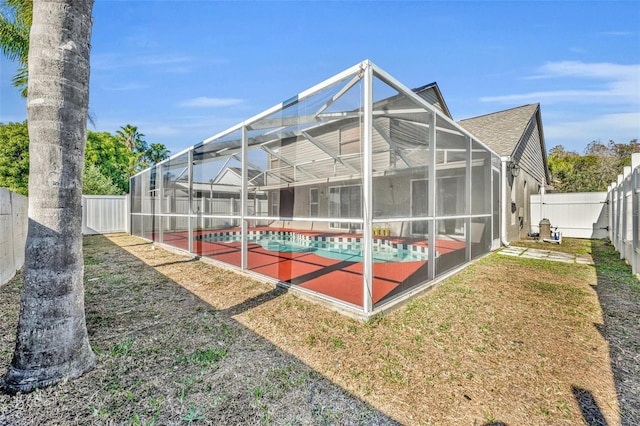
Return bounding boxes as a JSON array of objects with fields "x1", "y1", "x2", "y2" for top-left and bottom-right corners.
[{"x1": 1, "y1": 235, "x2": 638, "y2": 425}]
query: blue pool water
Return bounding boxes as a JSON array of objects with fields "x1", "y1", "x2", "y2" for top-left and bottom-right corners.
[{"x1": 200, "y1": 233, "x2": 428, "y2": 263}]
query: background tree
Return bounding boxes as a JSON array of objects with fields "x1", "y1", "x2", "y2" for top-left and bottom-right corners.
[
  {"x1": 610, "y1": 139, "x2": 640, "y2": 167},
  {"x1": 116, "y1": 124, "x2": 161, "y2": 173},
  {"x1": 0, "y1": 121, "x2": 29, "y2": 195},
  {"x1": 0, "y1": 122, "x2": 167, "y2": 195},
  {"x1": 85, "y1": 130, "x2": 135, "y2": 193},
  {"x1": 116, "y1": 123, "x2": 145, "y2": 152},
  {"x1": 0, "y1": 0, "x2": 31, "y2": 97},
  {"x1": 548, "y1": 139, "x2": 640, "y2": 192},
  {"x1": 145, "y1": 142, "x2": 170, "y2": 165},
  {"x1": 2, "y1": 0, "x2": 96, "y2": 394},
  {"x1": 547, "y1": 145, "x2": 576, "y2": 191},
  {"x1": 83, "y1": 163, "x2": 120, "y2": 195}
]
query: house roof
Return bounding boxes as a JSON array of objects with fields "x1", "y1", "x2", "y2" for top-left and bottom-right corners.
[
  {"x1": 457, "y1": 104, "x2": 540, "y2": 156},
  {"x1": 411, "y1": 82, "x2": 453, "y2": 119},
  {"x1": 227, "y1": 167, "x2": 263, "y2": 181},
  {"x1": 458, "y1": 103, "x2": 550, "y2": 184}
]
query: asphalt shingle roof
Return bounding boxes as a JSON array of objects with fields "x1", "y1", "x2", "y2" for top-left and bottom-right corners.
[{"x1": 458, "y1": 103, "x2": 540, "y2": 156}]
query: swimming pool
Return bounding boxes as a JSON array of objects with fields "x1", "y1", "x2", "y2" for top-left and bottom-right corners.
[{"x1": 197, "y1": 231, "x2": 429, "y2": 263}]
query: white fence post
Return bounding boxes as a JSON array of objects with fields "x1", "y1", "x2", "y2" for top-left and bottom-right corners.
[
  {"x1": 631, "y1": 154, "x2": 640, "y2": 273},
  {"x1": 608, "y1": 183, "x2": 614, "y2": 243},
  {"x1": 617, "y1": 174, "x2": 624, "y2": 255},
  {"x1": 602, "y1": 153, "x2": 640, "y2": 273}
]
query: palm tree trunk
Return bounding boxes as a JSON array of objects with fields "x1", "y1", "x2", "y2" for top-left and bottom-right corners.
[{"x1": 2, "y1": 0, "x2": 96, "y2": 394}]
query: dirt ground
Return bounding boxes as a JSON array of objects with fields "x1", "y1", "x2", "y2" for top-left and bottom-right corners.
[{"x1": 0, "y1": 234, "x2": 638, "y2": 425}]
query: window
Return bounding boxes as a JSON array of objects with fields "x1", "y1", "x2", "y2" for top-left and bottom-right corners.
[
  {"x1": 410, "y1": 179, "x2": 428, "y2": 235},
  {"x1": 339, "y1": 123, "x2": 361, "y2": 155},
  {"x1": 310, "y1": 188, "x2": 319, "y2": 217},
  {"x1": 329, "y1": 185, "x2": 361, "y2": 229},
  {"x1": 270, "y1": 191, "x2": 279, "y2": 216}
]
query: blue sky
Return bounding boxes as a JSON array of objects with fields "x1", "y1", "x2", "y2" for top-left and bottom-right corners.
[{"x1": 1, "y1": 0, "x2": 639, "y2": 157}]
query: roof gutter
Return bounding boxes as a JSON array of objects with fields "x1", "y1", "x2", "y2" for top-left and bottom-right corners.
[{"x1": 501, "y1": 156, "x2": 510, "y2": 247}]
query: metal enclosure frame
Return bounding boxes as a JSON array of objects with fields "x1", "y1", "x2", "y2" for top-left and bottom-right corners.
[{"x1": 130, "y1": 60, "x2": 502, "y2": 318}]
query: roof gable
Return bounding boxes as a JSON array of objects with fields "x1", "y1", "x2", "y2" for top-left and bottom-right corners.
[
  {"x1": 458, "y1": 104, "x2": 540, "y2": 156},
  {"x1": 458, "y1": 104, "x2": 550, "y2": 184},
  {"x1": 412, "y1": 82, "x2": 453, "y2": 119}
]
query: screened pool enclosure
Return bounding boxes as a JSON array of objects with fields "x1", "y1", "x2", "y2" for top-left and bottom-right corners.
[{"x1": 130, "y1": 60, "x2": 502, "y2": 317}]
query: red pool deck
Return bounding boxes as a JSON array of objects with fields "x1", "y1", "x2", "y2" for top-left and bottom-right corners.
[{"x1": 152, "y1": 228, "x2": 465, "y2": 307}]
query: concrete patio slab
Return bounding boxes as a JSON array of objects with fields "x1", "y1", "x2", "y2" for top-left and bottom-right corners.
[{"x1": 498, "y1": 246, "x2": 594, "y2": 265}]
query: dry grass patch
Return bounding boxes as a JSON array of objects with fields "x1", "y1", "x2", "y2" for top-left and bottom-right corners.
[
  {"x1": 0, "y1": 234, "x2": 396, "y2": 425},
  {"x1": 240, "y1": 257, "x2": 615, "y2": 425},
  {"x1": 2, "y1": 234, "x2": 637, "y2": 425}
]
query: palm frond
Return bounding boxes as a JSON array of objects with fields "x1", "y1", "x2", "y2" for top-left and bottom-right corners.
[
  {"x1": 1, "y1": 0, "x2": 31, "y2": 97},
  {"x1": 0, "y1": 15, "x2": 28, "y2": 61},
  {"x1": 11, "y1": 62, "x2": 28, "y2": 97}
]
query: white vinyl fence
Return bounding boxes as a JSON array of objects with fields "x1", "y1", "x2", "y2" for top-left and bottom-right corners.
[
  {"x1": 151, "y1": 196, "x2": 269, "y2": 234},
  {"x1": 2, "y1": 192, "x2": 129, "y2": 285},
  {"x1": 82, "y1": 195, "x2": 129, "y2": 235},
  {"x1": 608, "y1": 153, "x2": 640, "y2": 274},
  {"x1": 530, "y1": 192, "x2": 609, "y2": 239},
  {"x1": 0, "y1": 188, "x2": 28, "y2": 285},
  {"x1": 530, "y1": 152, "x2": 640, "y2": 275}
]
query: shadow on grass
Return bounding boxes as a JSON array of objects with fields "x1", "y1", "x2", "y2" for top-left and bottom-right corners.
[
  {"x1": 114, "y1": 241, "x2": 151, "y2": 248},
  {"x1": 221, "y1": 286, "x2": 288, "y2": 317},
  {"x1": 589, "y1": 239, "x2": 640, "y2": 426},
  {"x1": 0, "y1": 234, "x2": 400, "y2": 425},
  {"x1": 572, "y1": 386, "x2": 608, "y2": 426},
  {"x1": 150, "y1": 256, "x2": 200, "y2": 268}
]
